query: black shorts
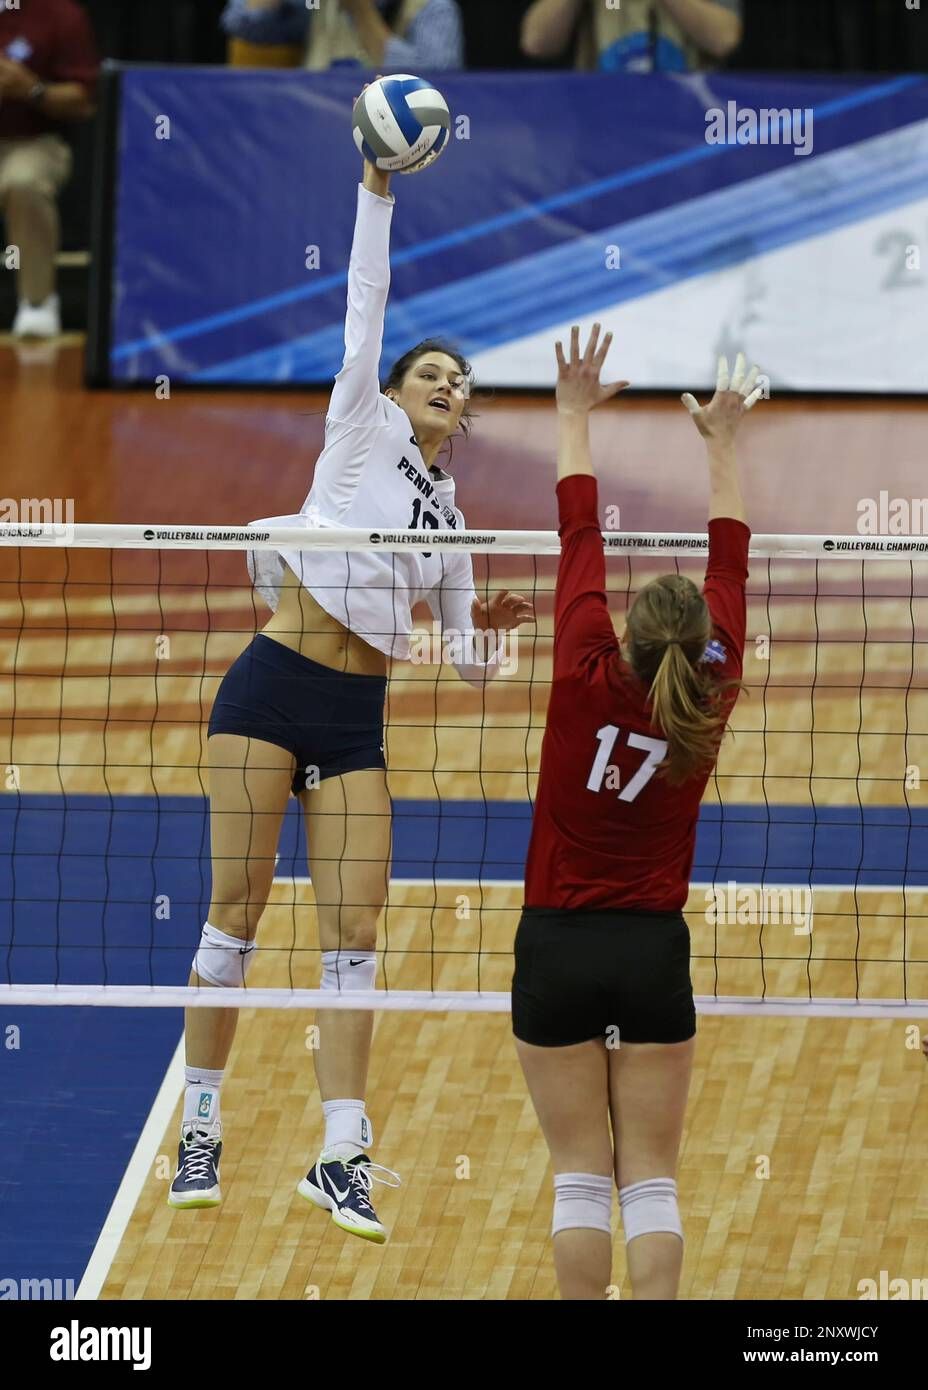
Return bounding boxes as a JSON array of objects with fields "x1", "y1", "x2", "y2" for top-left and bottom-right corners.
[
  {"x1": 511, "y1": 906, "x2": 696, "y2": 1047},
  {"x1": 208, "y1": 634, "x2": 387, "y2": 795}
]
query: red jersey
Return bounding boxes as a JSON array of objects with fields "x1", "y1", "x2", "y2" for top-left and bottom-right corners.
[
  {"x1": 523, "y1": 473, "x2": 749, "y2": 912},
  {"x1": 0, "y1": 0, "x2": 99, "y2": 139}
]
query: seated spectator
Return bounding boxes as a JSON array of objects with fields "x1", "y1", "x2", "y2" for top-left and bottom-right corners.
[
  {"x1": 521, "y1": 0, "x2": 742, "y2": 72},
  {"x1": 222, "y1": 0, "x2": 464, "y2": 71},
  {"x1": 0, "y1": 0, "x2": 99, "y2": 338}
]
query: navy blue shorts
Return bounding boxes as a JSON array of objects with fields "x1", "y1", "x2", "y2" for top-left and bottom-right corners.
[
  {"x1": 511, "y1": 906, "x2": 696, "y2": 1047},
  {"x1": 208, "y1": 634, "x2": 387, "y2": 795}
]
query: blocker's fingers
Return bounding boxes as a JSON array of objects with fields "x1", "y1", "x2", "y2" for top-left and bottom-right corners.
[
  {"x1": 555, "y1": 340, "x2": 567, "y2": 372},
  {"x1": 743, "y1": 385, "x2": 764, "y2": 410},
  {"x1": 570, "y1": 325, "x2": 581, "y2": 364},
  {"x1": 584, "y1": 323, "x2": 601, "y2": 363},
  {"x1": 716, "y1": 355, "x2": 730, "y2": 393},
  {"x1": 739, "y1": 364, "x2": 760, "y2": 399},
  {"x1": 594, "y1": 330, "x2": 614, "y2": 367},
  {"x1": 729, "y1": 352, "x2": 747, "y2": 393},
  {"x1": 681, "y1": 392, "x2": 702, "y2": 416}
]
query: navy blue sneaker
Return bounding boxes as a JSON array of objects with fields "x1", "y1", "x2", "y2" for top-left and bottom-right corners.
[
  {"x1": 297, "y1": 1152, "x2": 400, "y2": 1243},
  {"x1": 168, "y1": 1122, "x2": 222, "y2": 1209}
]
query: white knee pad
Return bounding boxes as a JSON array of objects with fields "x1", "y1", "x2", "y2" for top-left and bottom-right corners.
[
  {"x1": 552, "y1": 1172, "x2": 613, "y2": 1237},
  {"x1": 192, "y1": 922, "x2": 256, "y2": 987},
  {"x1": 619, "y1": 1178, "x2": 683, "y2": 1244},
  {"x1": 321, "y1": 949, "x2": 377, "y2": 992}
]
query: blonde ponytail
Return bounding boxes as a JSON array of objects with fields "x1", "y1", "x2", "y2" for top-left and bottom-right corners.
[{"x1": 626, "y1": 575, "x2": 744, "y2": 785}]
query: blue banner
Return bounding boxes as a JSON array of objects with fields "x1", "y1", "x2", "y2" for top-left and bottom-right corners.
[{"x1": 109, "y1": 68, "x2": 928, "y2": 390}]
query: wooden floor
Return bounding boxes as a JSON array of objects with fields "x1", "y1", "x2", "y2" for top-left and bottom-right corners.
[
  {"x1": 97, "y1": 1014, "x2": 928, "y2": 1301},
  {"x1": 4, "y1": 343, "x2": 928, "y2": 1298},
  {"x1": 100, "y1": 882, "x2": 928, "y2": 1301}
]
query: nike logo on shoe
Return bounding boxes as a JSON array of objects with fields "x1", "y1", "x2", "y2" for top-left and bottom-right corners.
[{"x1": 322, "y1": 1167, "x2": 351, "y2": 1202}]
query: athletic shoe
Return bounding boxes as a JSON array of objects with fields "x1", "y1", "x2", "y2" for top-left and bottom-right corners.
[
  {"x1": 297, "y1": 1152, "x2": 400, "y2": 1243},
  {"x1": 12, "y1": 294, "x2": 61, "y2": 339},
  {"x1": 168, "y1": 1121, "x2": 222, "y2": 1209}
]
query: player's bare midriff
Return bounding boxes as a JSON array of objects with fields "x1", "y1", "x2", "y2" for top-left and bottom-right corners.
[{"x1": 262, "y1": 566, "x2": 388, "y2": 677}]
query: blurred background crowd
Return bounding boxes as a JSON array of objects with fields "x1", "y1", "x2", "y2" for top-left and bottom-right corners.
[{"x1": 1, "y1": 0, "x2": 926, "y2": 337}]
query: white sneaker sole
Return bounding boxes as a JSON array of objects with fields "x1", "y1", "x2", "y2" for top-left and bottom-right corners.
[
  {"x1": 168, "y1": 1185, "x2": 221, "y2": 1210},
  {"x1": 296, "y1": 1177, "x2": 387, "y2": 1244}
]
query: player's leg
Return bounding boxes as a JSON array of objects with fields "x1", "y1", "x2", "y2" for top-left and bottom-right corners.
[
  {"x1": 512, "y1": 911, "x2": 617, "y2": 1297},
  {"x1": 296, "y1": 766, "x2": 396, "y2": 1242},
  {"x1": 608, "y1": 1037, "x2": 695, "y2": 1299},
  {"x1": 514, "y1": 1037, "x2": 615, "y2": 1299},
  {"x1": 169, "y1": 733, "x2": 293, "y2": 1209},
  {"x1": 606, "y1": 911, "x2": 696, "y2": 1297}
]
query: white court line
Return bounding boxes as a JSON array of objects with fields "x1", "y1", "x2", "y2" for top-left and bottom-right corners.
[
  {"x1": 275, "y1": 877, "x2": 928, "y2": 894},
  {"x1": 75, "y1": 1034, "x2": 185, "y2": 1301}
]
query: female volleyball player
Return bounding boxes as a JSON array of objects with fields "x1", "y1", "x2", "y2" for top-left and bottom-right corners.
[
  {"x1": 513, "y1": 325, "x2": 762, "y2": 1299},
  {"x1": 169, "y1": 111, "x2": 534, "y2": 1240}
]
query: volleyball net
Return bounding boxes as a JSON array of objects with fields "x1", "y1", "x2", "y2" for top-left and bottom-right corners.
[{"x1": 1, "y1": 522, "x2": 927, "y2": 1018}]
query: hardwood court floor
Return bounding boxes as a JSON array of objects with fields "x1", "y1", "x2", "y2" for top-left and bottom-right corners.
[
  {"x1": 4, "y1": 344, "x2": 928, "y2": 1297},
  {"x1": 97, "y1": 884, "x2": 928, "y2": 1301},
  {"x1": 99, "y1": 990, "x2": 928, "y2": 1300}
]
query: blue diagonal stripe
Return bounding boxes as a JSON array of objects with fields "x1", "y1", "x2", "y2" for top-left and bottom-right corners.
[
  {"x1": 193, "y1": 112, "x2": 928, "y2": 382},
  {"x1": 112, "y1": 75, "x2": 921, "y2": 363}
]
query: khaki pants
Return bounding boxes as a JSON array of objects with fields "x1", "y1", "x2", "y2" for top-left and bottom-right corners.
[{"x1": 0, "y1": 133, "x2": 73, "y2": 305}]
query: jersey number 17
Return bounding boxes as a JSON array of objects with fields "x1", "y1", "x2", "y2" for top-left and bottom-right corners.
[{"x1": 586, "y1": 724, "x2": 667, "y2": 803}]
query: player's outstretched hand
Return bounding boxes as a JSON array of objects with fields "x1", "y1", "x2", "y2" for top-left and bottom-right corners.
[
  {"x1": 681, "y1": 354, "x2": 763, "y2": 447},
  {"x1": 358, "y1": 77, "x2": 392, "y2": 197},
  {"x1": 555, "y1": 324, "x2": 629, "y2": 415},
  {"x1": 471, "y1": 590, "x2": 535, "y2": 633}
]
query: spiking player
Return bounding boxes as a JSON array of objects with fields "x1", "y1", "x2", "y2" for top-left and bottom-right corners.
[{"x1": 169, "y1": 89, "x2": 534, "y2": 1243}]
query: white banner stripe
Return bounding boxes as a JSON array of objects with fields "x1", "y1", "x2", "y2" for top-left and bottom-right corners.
[{"x1": 1, "y1": 523, "x2": 927, "y2": 560}]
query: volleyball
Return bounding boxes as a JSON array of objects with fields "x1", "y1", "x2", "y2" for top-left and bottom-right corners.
[{"x1": 351, "y1": 74, "x2": 450, "y2": 175}]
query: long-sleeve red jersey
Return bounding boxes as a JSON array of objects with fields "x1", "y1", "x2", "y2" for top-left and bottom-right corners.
[{"x1": 523, "y1": 473, "x2": 749, "y2": 912}]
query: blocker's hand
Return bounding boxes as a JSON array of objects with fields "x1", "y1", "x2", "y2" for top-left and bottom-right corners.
[
  {"x1": 555, "y1": 324, "x2": 629, "y2": 415},
  {"x1": 471, "y1": 591, "x2": 535, "y2": 632},
  {"x1": 681, "y1": 353, "x2": 764, "y2": 447}
]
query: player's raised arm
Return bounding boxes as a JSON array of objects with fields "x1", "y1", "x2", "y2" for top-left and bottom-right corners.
[
  {"x1": 680, "y1": 352, "x2": 763, "y2": 525},
  {"x1": 554, "y1": 324, "x2": 629, "y2": 482},
  {"x1": 551, "y1": 324, "x2": 629, "y2": 680},
  {"x1": 680, "y1": 352, "x2": 763, "y2": 671},
  {"x1": 326, "y1": 85, "x2": 394, "y2": 431}
]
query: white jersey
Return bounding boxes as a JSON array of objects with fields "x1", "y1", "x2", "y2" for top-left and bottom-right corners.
[{"x1": 248, "y1": 184, "x2": 500, "y2": 687}]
